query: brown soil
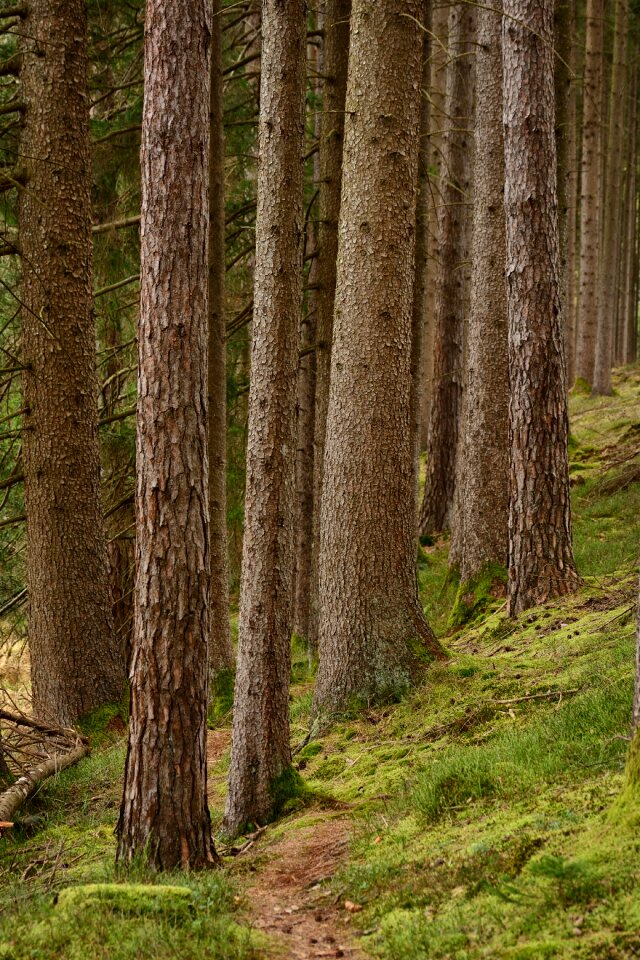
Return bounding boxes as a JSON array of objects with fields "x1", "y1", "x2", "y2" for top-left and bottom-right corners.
[
  {"x1": 242, "y1": 816, "x2": 365, "y2": 959},
  {"x1": 206, "y1": 729, "x2": 365, "y2": 959}
]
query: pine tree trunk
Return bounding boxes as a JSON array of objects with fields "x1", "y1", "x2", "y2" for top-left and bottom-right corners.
[
  {"x1": 312, "y1": 0, "x2": 447, "y2": 722},
  {"x1": 555, "y1": 0, "x2": 576, "y2": 387},
  {"x1": 621, "y1": 48, "x2": 638, "y2": 364},
  {"x1": 565, "y1": 15, "x2": 579, "y2": 385},
  {"x1": 224, "y1": 0, "x2": 306, "y2": 835},
  {"x1": 410, "y1": 1, "x2": 433, "y2": 519},
  {"x1": 503, "y1": 0, "x2": 580, "y2": 617},
  {"x1": 19, "y1": 0, "x2": 124, "y2": 726},
  {"x1": 419, "y1": 1, "x2": 449, "y2": 450},
  {"x1": 419, "y1": 2, "x2": 474, "y2": 536},
  {"x1": 575, "y1": 0, "x2": 605, "y2": 387},
  {"x1": 293, "y1": 23, "x2": 322, "y2": 644},
  {"x1": 594, "y1": 0, "x2": 628, "y2": 395},
  {"x1": 116, "y1": 0, "x2": 215, "y2": 870},
  {"x1": 209, "y1": 0, "x2": 235, "y2": 678},
  {"x1": 308, "y1": 0, "x2": 350, "y2": 655},
  {"x1": 458, "y1": 0, "x2": 508, "y2": 588}
]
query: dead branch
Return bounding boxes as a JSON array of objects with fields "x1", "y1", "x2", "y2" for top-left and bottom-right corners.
[{"x1": 0, "y1": 740, "x2": 88, "y2": 825}]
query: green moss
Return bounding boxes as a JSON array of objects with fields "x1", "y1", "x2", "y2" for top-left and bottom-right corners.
[
  {"x1": 55, "y1": 883, "x2": 195, "y2": 920},
  {"x1": 208, "y1": 669, "x2": 235, "y2": 727},
  {"x1": 571, "y1": 376, "x2": 593, "y2": 395},
  {"x1": 608, "y1": 729, "x2": 640, "y2": 825},
  {"x1": 448, "y1": 563, "x2": 507, "y2": 630},
  {"x1": 270, "y1": 764, "x2": 308, "y2": 817},
  {"x1": 77, "y1": 699, "x2": 129, "y2": 746}
]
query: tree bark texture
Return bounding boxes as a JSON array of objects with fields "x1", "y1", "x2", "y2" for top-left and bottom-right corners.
[
  {"x1": 575, "y1": 0, "x2": 605, "y2": 386},
  {"x1": 410, "y1": 0, "x2": 433, "y2": 518},
  {"x1": 622, "y1": 58, "x2": 639, "y2": 364},
  {"x1": 308, "y1": 0, "x2": 350, "y2": 654},
  {"x1": 224, "y1": 0, "x2": 306, "y2": 835},
  {"x1": 594, "y1": 0, "x2": 628, "y2": 394},
  {"x1": 117, "y1": 0, "x2": 215, "y2": 870},
  {"x1": 555, "y1": 0, "x2": 577, "y2": 387},
  {"x1": 419, "y1": 1, "x2": 449, "y2": 451},
  {"x1": 502, "y1": 0, "x2": 580, "y2": 617},
  {"x1": 312, "y1": 0, "x2": 446, "y2": 722},
  {"x1": 458, "y1": 0, "x2": 509, "y2": 587},
  {"x1": 209, "y1": 0, "x2": 235, "y2": 678},
  {"x1": 19, "y1": 0, "x2": 124, "y2": 726},
  {"x1": 419, "y1": 2, "x2": 475, "y2": 536},
  {"x1": 293, "y1": 21, "x2": 322, "y2": 644}
]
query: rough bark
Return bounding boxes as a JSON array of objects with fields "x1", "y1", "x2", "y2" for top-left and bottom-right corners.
[
  {"x1": 594, "y1": 0, "x2": 628, "y2": 395},
  {"x1": 308, "y1": 0, "x2": 350, "y2": 655},
  {"x1": 293, "y1": 21, "x2": 322, "y2": 644},
  {"x1": 419, "y1": 2, "x2": 475, "y2": 536},
  {"x1": 419, "y1": 1, "x2": 449, "y2": 450},
  {"x1": 116, "y1": 0, "x2": 215, "y2": 870},
  {"x1": 209, "y1": 0, "x2": 235, "y2": 678},
  {"x1": 575, "y1": 0, "x2": 605, "y2": 387},
  {"x1": 555, "y1": 0, "x2": 577, "y2": 387},
  {"x1": 410, "y1": 0, "x2": 433, "y2": 516},
  {"x1": 503, "y1": 0, "x2": 580, "y2": 617},
  {"x1": 623, "y1": 59, "x2": 639, "y2": 364},
  {"x1": 458, "y1": 0, "x2": 509, "y2": 587},
  {"x1": 312, "y1": 0, "x2": 447, "y2": 722},
  {"x1": 565, "y1": 13, "x2": 580, "y2": 384},
  {"x1": 224, "y1": 0, "x2": 306, "y2": 835},
  {"x1": 19, "y1": 0, "x2": 124, "y2": 726}
]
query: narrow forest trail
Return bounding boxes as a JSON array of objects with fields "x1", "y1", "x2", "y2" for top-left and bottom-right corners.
[{"x1": 207, "y1": 729, "x2": 365, "y2": 960}]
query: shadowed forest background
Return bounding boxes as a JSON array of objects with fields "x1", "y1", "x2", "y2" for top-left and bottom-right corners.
[{"x1": 1, "y1": 0, "x2": 640, "y2": 957}]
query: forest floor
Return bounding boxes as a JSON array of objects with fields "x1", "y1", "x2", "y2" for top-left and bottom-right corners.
[{"x1": 0, "y1": 364, "x2": 639, "y2": 959}]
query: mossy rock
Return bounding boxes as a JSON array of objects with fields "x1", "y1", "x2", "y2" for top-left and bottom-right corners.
[{"x1": 55, "y1": 883, "x2": 195, "y2": 920}]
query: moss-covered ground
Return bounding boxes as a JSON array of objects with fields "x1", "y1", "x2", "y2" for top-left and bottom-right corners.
[{"x1": 0, "y1": 365, "x2": 639, "y2": 958}]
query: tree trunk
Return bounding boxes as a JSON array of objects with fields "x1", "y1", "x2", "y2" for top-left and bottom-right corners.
[
  {"x1": 594, "y1": 0, "x2": 628, "y2": 395},
  {"x1": 293, "y1": 21, "x2": 322, "y2": 644},
  {"x1": 575, "y1": 0, "x2": 605, "y2": 387},
  {"x1": 410, "y1": 0, "x2": 433, "y2": 519},
  {"x1": 503, "y1": 0, "x2": 580, "y2": 617},
  {"x1": 419, "y1": 1, "x2": 449, "y2": 450},
  {"x1": 209, "y1": 0, "x2": 235, "y2": 678},
  {"x1": 458, "y1": 0, "x2": 509, "y2": 588},
  {"x1": 308, "y1": 0, "x2": 350, "y2": 656},
  {"x1": 19, "y1": 0, "x2": 124, "y2": 726},
  {"x1": 116, "y1": 0, "x2": 215, "y2": 870},
  {"x1": 555, "y1": 0, "x2": 577, "y2": 387},
  {"x1": 622, "y1": 49, "x2": 638, "y2": 364},
  {"x1": 419, "y1": 2, "x2": 474, "y2": 536},
  {"x1": 312, "y1": 0, "x2": 447, "y2": 722},
  {"x1": 224, "y1": 0, "x2": 306, "y2": 836}
]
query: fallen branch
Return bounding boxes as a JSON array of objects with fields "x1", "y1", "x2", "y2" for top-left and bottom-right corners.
[
  {"x1": 488, "y1": 688, "x2": 580, "y2": 706},
  {"x1": 0, "y1": 709, "x2": 88, "y2": 745},
  {"x1": 0, "y1": 741, "x2": 88, "y2": 825}
]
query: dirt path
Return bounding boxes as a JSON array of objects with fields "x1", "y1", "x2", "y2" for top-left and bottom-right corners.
[
  {"x1": 243, "y1": 816, "x2": 365, "y2": 959},
  {"x1": 207, "y1": 730, "x2": 365, "y2": 959}
]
